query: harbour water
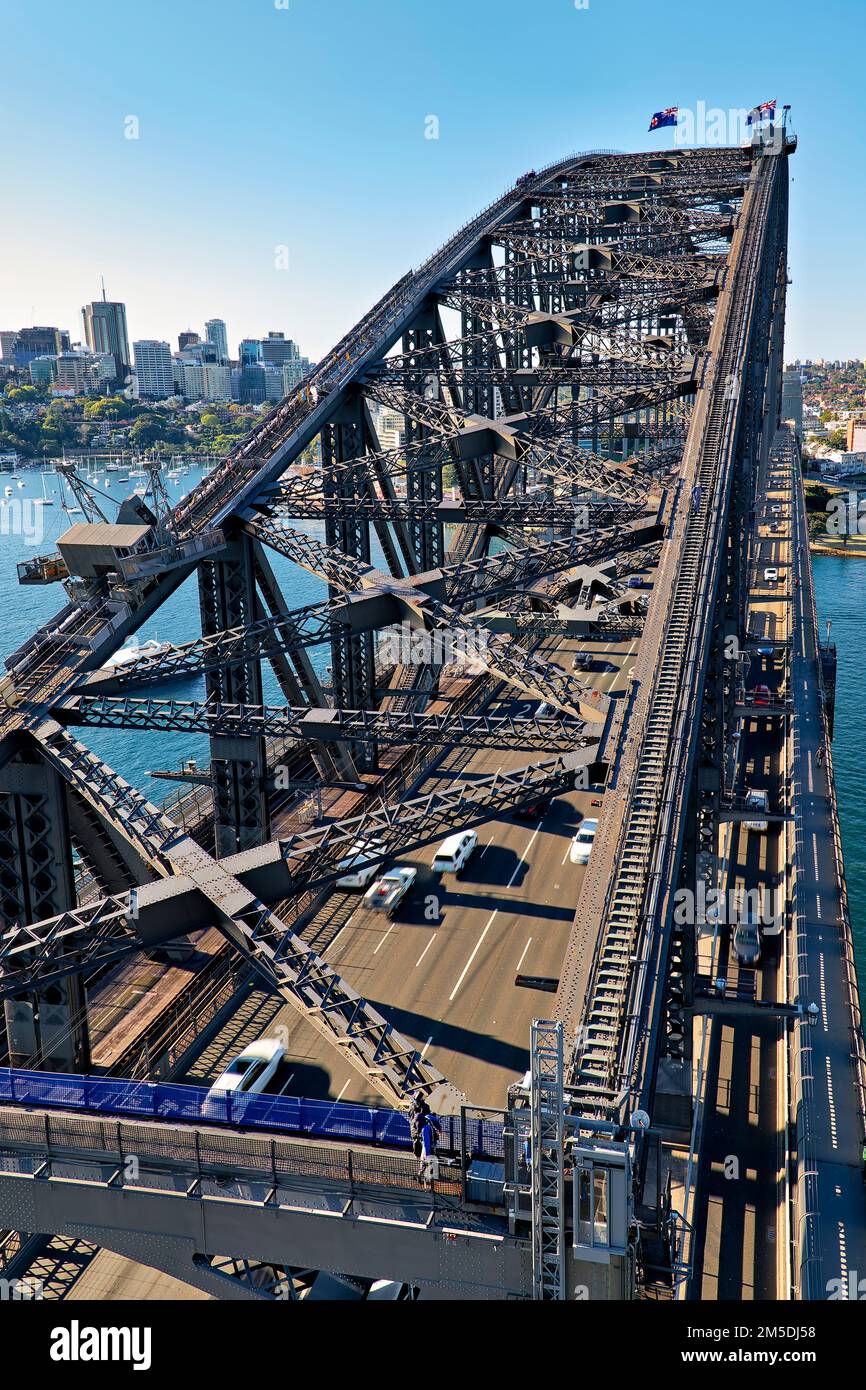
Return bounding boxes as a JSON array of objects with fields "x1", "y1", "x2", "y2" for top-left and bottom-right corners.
[
  {"x1": 0, "y1": 462, "x2": 331, "y2": 803},
  {"x1": 813, "y1": 556, "x2": 866, "y2": 991},
  {"x1": 0, "y1": 465, "x2": 862, "y2": 997}
]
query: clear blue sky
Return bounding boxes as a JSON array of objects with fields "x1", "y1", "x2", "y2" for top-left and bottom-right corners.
[{"x1": 1, "y1": 0, "x2": 863, "y2": 362}]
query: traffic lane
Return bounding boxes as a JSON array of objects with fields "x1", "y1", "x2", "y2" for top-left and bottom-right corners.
[
  {"x1": 322, "y1": 629, "x2": 639, "y2": 1103},
  {"x1": 694, "y1": 676, "x2": 786, "y2": 1298},
  {"x1": 330, "y1": 796, "x2": 592, "y2": 1107}
]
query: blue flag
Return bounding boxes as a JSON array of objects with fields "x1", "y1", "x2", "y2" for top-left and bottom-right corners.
[
  {"x1": 747, "y1": 99, "x2": 777, "y2": 125},
  {"x1": 648, "y1": 107, "x2": 678, "y2": 131}
]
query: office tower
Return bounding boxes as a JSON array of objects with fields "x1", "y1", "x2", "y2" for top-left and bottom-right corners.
[
  {"x1": 10, "y1": 326, "x2": 68, "y2": 369},
  {"x1": 133, "y1": 340, "x2": 174, "y2": 399},
  {"x1": 29, "y1": 355, "x2": 57, "y2": 387},
  {"x1": 205, "y1": 318, "x2": 229, "y2": 363},
  {"x1": 239, "y1": 338, "x2": 262, "y2": 368},
  {"x1": 82, "y1": 292, "x2": 130, "y2": 380},
  {"x1": 261, "y1": 331, "x2": 297, "y2": 368},
  {"x1": 178, "y1": 330, "x2": 200, "y2": 352},
  {"x1": 780, "y1": 368, "x2": 804, "y2": 438}
]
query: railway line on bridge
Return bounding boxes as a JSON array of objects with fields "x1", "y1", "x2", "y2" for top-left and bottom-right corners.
[{"x1": 0, "y1": 132, "x2": 862, "y2": 1302}]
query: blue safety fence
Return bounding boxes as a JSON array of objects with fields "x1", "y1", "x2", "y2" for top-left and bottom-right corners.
[{"x1": 0, "y1": 1068, "x2": 504, "y2": 1158}]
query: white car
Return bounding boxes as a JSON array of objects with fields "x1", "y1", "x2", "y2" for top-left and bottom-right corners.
[
  {"x1": 763, "y1": 566, "x2": 778, "y2": 584},
  {"x1": 743, "y1": 788, "x2": 769, "y2": 832},
  {"x1": 363, "y1": 865, "x2": 417, "y2": 914},
  {"x1": 335, "y1": 838, "x2": 385, "y2": 889},
  {"x1": 203, "y1": 1038, "x2": 285, "y2": 1115},
  {"x1": 732, "y1": 917, "x2": 761, "y2": 967},
  {"x1": 569, "y1": 818, "x2": 598, "y2": 865},
  {"x1": 432, "y1": 829, "x2": 478, "y2": 875}
]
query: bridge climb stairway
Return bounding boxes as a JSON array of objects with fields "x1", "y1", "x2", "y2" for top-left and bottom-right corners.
[{"x1": 563, "y1": 156, "x2": 780, "y2": 1117}]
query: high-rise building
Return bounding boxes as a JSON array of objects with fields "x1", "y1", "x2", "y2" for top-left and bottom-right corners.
[
  {"x1": 239, "y1": 338, "x2": 262, "y2": 368},
  {"x1": 261, "y1": 331, "x2": 297, "y2": 368},
  {"x1": 82, "y1": 294, "x2": 130, "y2": 380},
  {"x1": 176, "y1": 359, "x2": 232, "y2": 402},
  {"x1": 281, "y1": 355, "x2": 313, "y2": 394},
  {"x1": 9, "y1": 326, "x2": 69, "y2": 369},
  {"x1": 178, "y1": 330, "x2": 200, "y2": 352},
  {"x1": 205, "y1": 318, "x2": 229, "y2": 364},
  {"x1": 29, "y1": 355, "x2": 57, "y2": 387},
  {"x1": 133, "y1": 340, "x2": 174, "y2": 399},
  {"x1": 54, "y1": 351, "x2": 91, "y2": 393},
  {"x1": 780, "y1": 368, "x2": 804, "y2": 438},
  {"x1": 238, "y1": 363, "x2": 266, "y2": 404}
]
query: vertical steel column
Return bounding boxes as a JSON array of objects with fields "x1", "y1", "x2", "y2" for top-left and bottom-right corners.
[
  {"x1": 530, "y1": 1018, "x2": 567, "y2": 1300},
  {"x1": 198, "y1": 535, "x2": 269, "y2": 856},
  {"x1": 0, "y1": 748, "x2": 89, "y2": 1071},
  {"x1": 402, "y1": 305, "x2": 445, "y2": 572},
  {"x1": 321, "y1": 394, "x2": 377, "y2": 768}
]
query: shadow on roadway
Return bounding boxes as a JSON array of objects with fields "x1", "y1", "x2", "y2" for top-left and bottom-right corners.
[{"x1": 369, "y1": 1000, "x2": 529, "y2": 1077}]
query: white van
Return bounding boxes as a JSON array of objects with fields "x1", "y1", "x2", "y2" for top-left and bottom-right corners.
[
  {"x1": 743, "y1": 788, "x2": 769, "y2": 832},
  {"x1": 431, "y1": 829, "x2": 478, "y2": 875},
  {"x1": 335, "y1": 838, "x2": 385, "y2": 889}
]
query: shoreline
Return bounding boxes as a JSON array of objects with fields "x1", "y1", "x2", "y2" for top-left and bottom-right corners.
[{"x1": 810, "y1": 541, "x2": 866, "y2": 558}]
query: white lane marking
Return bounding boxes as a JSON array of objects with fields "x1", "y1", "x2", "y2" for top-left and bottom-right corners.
[
  {"x1": 479, "y1": 833, "x2": 496, "y2": 858},
  {"x1": 509, "y1": 824, "x2": 543, "y2": 884},
  {"x1": 336, "y1": 1079, "x2": 350, "y2": 1101},
  {"x1": 372, "y1": 922, "x2": 396, "y2": 955},
  {"x1": 516, "y1": 938, "x2": 532, "y2": 974},
  {"x1": 415, "y1": 934, "x2": 437, "y2": 968},
  {"x1": 449, "y1": 910, "x2": 497, "y2": 1002},
  {"x1": 324, "y1": 920, "x2": 351, "y2": 957},
  {"x1": 561, "y1": 843, "x2": 573, "y2": 866},
  {"x1": 825, "y1": 1056, "x2": 839, "y2": 1150},
  {"x1": 449, "y1": 824, "x2": 544, "y2": 1001},
  {"x1": 421, "y1": 1036, "x2": 434, "y2": 1058}
]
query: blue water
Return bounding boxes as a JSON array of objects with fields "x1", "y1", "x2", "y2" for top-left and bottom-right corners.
[
  {"x1": 0, "y1": 463, "x2": 332, "y2": 805},
  {"x1": 813, "y1": 557, "x2": 866, "y2": 994}
]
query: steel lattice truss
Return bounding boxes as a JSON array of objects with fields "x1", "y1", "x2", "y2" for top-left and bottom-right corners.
[{"x1": 0, "y1": 143, "x2": 755, "y2": 1110}]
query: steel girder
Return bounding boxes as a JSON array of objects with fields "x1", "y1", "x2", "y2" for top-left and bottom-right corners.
[
  {"x1": 239, "y1": 521, "x2": 611, "y2": 722},
  {"x1": 65, "y1": 696, "x2": 592, "y2": 752}
]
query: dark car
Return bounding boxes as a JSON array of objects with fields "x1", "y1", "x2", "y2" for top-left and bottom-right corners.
[{"x1": 515, "y1": 797, "x2": 551, "y2": 820}]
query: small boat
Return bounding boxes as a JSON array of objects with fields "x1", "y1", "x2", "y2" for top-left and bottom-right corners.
[
  {"x1": 3, "y1": 486, "x2": 12, "y2": 497},
  {"x1": 101, "y1": 636, "x2": 173, "y2": 670}
]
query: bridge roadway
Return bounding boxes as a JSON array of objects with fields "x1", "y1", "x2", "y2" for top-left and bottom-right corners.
[
  {"x1": 687, "y1": 438, "x2": 793, "y2": 1299},
  {"x1": 171, "y1": 623, "x2": 643, "y2": 1109}
]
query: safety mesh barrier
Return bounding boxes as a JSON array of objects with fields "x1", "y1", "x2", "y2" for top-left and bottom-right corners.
[{"x1": 0, "y1": 1067, "x2": 504, "y2": 1159}]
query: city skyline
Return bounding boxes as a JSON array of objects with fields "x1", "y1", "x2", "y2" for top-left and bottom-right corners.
[{"x1": 1, "y1": 0, "x2": 864, "y2": 363}]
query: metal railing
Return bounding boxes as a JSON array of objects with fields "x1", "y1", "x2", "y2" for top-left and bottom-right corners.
[{"x1": 0, "y1": 1068, "x2": 504, "y2": 1161}]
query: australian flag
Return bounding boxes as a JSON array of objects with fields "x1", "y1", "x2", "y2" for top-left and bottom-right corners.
[
  {"x1": 747, "y1": 99, "x2": 777, "y2": 125},
  {"x1": 648, "y1": 106, "x2": 678, "y2": 131}
]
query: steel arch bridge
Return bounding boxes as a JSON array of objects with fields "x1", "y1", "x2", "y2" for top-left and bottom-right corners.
[{"x1": 0, "y1": 134, "x2": 807, "y2": 1299}]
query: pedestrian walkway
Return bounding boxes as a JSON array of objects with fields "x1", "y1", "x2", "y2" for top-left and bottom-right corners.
[{"x1": 791, "y1": 442, "x2": 866, "y2": 1298}]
